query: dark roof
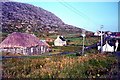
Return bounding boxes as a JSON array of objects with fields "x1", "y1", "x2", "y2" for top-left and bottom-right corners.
[
  {"x1": 107, "y1": 42, "x2": 114, "y2": 46},
  {"x1": 97, "y1": 41, "x2": 114, "y2": 47},
  {"x1": 116, "y1": 33, "x2": 120, "y2": 36},
  {"x1": 59, "y1": 36, "x2": 66, "y2": 41}
]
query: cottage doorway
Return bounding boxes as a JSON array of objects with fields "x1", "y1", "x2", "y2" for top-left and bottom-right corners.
[{"x1": 117, "y1": 39, "x2": 120, "y2": 51}]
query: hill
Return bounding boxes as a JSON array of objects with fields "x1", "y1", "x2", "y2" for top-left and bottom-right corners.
[{"x1": 1, "y1": 1, "x2": 92, "y2": 36}]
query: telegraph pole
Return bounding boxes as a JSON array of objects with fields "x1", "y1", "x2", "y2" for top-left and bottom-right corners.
[
  {"x1": 81, "y1": 30, "x2": 86, "y2": 55},
  {"x1": 100, "y1": 25, "x2": 103, "y2": 53}
]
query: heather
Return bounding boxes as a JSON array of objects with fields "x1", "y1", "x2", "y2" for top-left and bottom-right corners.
[{"x1": 2, "y1": 53, "x2": 118, "y2": 78}]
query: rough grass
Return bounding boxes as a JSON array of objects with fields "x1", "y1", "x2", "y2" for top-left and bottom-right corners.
[
  {"x1": 2, "y1": 52, "x2": 24, "y2": 56},
  {"x1": 2, "y1": 53, "x2": 117, "y2": 78}
]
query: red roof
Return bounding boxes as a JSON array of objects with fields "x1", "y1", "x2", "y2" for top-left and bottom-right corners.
[{"x1": 116, "y1": 33, "x2": 120, "y2": 36}]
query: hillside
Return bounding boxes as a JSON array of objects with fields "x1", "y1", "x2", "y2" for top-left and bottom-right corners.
[{"x1": 1, "y1": 1, "x2": 93, "y2": 36}]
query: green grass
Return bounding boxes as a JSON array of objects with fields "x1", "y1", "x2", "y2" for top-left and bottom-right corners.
[
  {"x1": 2, "y1": 53, "x2": 117, "y2": 78},
  {"x1": 47, "y1": 37, "x2": 100, "y2": 55},
  {"x1": 50, "y1": 37, "x2": 99, "y2": 54},
  {"x1": 61, "y1": 54, "x2": 116, "y2": 78},
  {"x1": 64, "y1": 53, "x2": 77, "y2": 58},
  {"x1": 52, "y1": 46, "x2": 82, "y2": 52},
  {"x1": 23, "y1": 55, "x2": 47, "y2": 59},
  {"x1": 66, "y1": 37, "x2": 100, "y2": 46}
]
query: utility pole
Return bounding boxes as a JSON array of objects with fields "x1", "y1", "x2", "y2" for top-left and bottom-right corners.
[
  {"x1": 81, "y1": 30, "x2": 86, "y2": 55},
  {"x1": 100, "y1": 25, "x2": 103, "y2": 53}
]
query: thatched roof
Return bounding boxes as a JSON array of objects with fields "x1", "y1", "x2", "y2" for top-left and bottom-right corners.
[{"x1": 0, "y1": 32, "x2": 49, "y2": 48}]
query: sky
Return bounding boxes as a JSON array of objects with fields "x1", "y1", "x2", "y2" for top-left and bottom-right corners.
[{"x1": 10, "y1": 0, "x2": 119, "y2": 32}]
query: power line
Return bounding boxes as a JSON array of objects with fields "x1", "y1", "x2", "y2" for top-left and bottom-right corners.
[
  {"x1": 60, "y1": 0, "x2": 90, "y2": 20},
  {"x1": 57, "y1": 1, "x2": 88, "y2": 28},
  {"x1": 65, "y1": 1, "x2": 99, "y2": 25},
  {"x1": 57, "y1": 0, "x2": 88, "y2": 20},
  {"x1": 57, "y1": 0, "x2": 101, "y2": 29}
]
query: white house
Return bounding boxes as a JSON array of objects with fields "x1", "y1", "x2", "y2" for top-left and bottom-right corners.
[
  {"x1": 54, "y1": 35, "x2": 67, "y2": 46},
  {"x1": 98, "y1": 41, "x2": 114, "y2": 52},
  {"x1": 94, "y1": 31, "x2": 105, "y2": 36},
  {"x1": 94, "y1": 31, "x2": 100, "y2": 36}
]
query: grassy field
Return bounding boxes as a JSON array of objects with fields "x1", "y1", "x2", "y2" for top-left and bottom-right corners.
[
  {"x1": 2, "y1": 33, "x2": 117, "y2": 79},
  {"x1": 48, "y1": 35, "x2": 100, "y2": 46},
  {"x1": 66, "y1": 37, "x2": 100, "y2": 46},
  {"x1": 2, "y1": 53, "x2": 117, "y2": 78},
  {"x1": 48, "y1": 36, "x2": 100, "y2": 54}
]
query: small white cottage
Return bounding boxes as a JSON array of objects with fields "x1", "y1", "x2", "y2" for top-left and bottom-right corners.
[
  {"x1": 94, "y1": 31, "x2": 105, "y2": 36},
  {"x1": 54, "y1": 35, "x2": 66, "y2": 46},
  {"x1": 98, "y1": 41, "x2": 114, "y2": 52},
  {"x1": 94, "y1": 31, "x2": 100, "y2": 36}
]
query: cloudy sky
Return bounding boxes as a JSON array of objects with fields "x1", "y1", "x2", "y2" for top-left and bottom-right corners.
[{"x1": 9, "y1": 0, "x2": 119, "y2": 32}]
